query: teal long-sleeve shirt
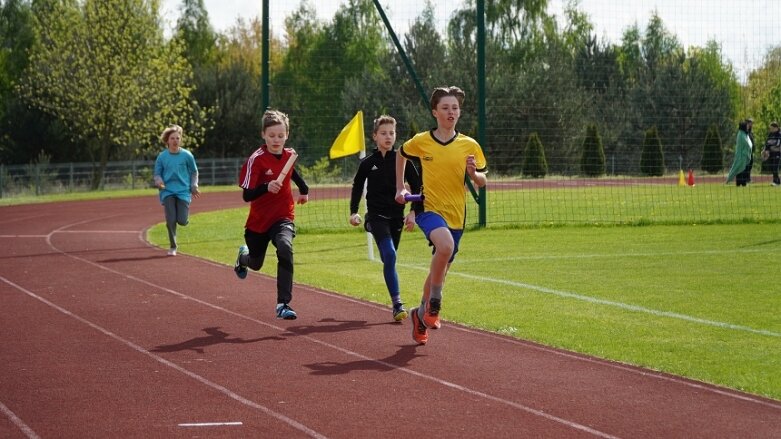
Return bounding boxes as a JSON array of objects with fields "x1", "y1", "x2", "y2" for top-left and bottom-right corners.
[{"x1": 154, "y1": 148, "x2": 199, "y2": 204}]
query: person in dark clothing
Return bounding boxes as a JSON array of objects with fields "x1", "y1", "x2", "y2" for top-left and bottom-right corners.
[
  {"x1": 349, "y1": 115, "x2": 421, "y2": 321},
  {"x1": 762, "y1": 122, "x2": 781, "y2": 186},
  {"x1": 727, "y1": 121, "x2": 752, "y2": 186},
  {"x1": 737, "y1": 118, "x2": 755, "y2": 184}
]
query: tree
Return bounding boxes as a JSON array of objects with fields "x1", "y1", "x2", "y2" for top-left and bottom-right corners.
[
  {"x1": 640, "y1": 126, "x2": 665, "y2": 176},
  {"x1": 701, "y1": 124, "x2": 723, "y2": 174},
  {"x1": 522, "y1": 132, "x2": 547, "y2": 178},
  {"x1": 0, "y1": 0, "x2": 79, "y2": 165},
  {"x1": 275, "y1": 0, "x2": 387, "y2": 162},
  {"x1": 18, "y1": 0, "x2": 209, "y2": 187},
  {"x1": 581, "y1": 124, "x2": 606, "y2": 176}
]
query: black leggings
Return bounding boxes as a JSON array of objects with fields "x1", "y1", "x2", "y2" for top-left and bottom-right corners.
[{"x1": 244, "y1": 220, "x2": 296, "y2": 304}]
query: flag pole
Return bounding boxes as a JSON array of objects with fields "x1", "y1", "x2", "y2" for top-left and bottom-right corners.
[{"x1": 359, "y1": 149, "x2": 375, "y2": 261}]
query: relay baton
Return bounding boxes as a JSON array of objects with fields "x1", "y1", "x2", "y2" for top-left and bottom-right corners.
[
  {"x1": 276, "y1": 151, "x2": 298, "y2": 184},
  {"x1": 404, "y1": 193, "x2": 424, "y2": 202}
]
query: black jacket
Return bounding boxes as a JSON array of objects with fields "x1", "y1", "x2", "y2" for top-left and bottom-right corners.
[{"x1": 349, "y1": 149, "x2": 421, "y2": 218}]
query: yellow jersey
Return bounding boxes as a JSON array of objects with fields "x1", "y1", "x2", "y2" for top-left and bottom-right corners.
[{"x1": 400, "y1": 131, "x2": 487, "y2": 229}]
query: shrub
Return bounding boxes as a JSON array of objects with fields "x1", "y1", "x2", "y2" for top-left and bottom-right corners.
[
  {"x1": 640, "y1": 126, "x2": 665, "y2": 176},
  {"x1": 522, "y1": 132, "x2": 548, "y2": 178},
  {"x1": 581, "y1": 124, "x2": 606, "y2": 177},
  {"x1": 701, "y1": 124, "x2": 724, "y2": 174}
]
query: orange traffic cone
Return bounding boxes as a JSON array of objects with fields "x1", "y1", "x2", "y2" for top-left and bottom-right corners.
[
  {"x1": 678, "y1": 170, "x2": 686, "y2": 186},
  {"x1": 687, "y1": 169, "x2": 695, "y2": 186}
]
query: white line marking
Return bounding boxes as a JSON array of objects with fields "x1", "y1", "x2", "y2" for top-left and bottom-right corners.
[
  {"x1": 0, "y1": 235, "x2": 48, "y2": 238},
  {"x1": 455, "y1": 247, "x2": 773, "y2": 262},
  {"x1": 296, "y1": 284, "x2": 781, "y2": 411},
  {"x1": 35, "y1": 225, "x2": 619, "y2": 438},
  {"x1": 0, "y1": 276, "x2": 328, "y2": 439},
  {"x1": 0, "y1": 400, "x2": 40, "y2": 439},
  {"x1": 396, "y1": 262, "x2": 781, "y2": 338},
  {"x1": 55, "y1": 230, "x2": 140, "y2": 234},
  {"x1": 178, "y1": 421, "x2": 243, "y2": 427},
  {"x1": 148, "y1": 251, "x2": 781, "y2": 412},
  {"x1": 7, "y1": 214, "x2": 775, "y2": 439}
]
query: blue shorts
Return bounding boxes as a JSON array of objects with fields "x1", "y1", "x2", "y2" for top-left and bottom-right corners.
[{"x1": 415, "y1": 212, "x2": 463, "y2": 263}]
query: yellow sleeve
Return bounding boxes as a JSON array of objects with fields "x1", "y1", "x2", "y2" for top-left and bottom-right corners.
[{"x1": 474, "y1": 143, "x2": 487, "y2": 172}]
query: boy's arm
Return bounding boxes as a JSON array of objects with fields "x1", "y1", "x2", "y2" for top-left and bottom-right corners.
[
  {"x1": 349, "y1": 161, "x2": 368, "y2": 215},
  {"x1": 395, "y1": 148, "x2": 410, "y2": 204},
  {"x1": 242, "y1": 184, "x2": 269, "y2": 202},
  {"x1": 466, "y1": 155, "x2": 487, "y2": 188},
  {"x1": 291, "y1": 169, "x2": 309, "y2": 195},
  {"x1": 153, "y1": 156, "x2": 164, "y2": 188}
]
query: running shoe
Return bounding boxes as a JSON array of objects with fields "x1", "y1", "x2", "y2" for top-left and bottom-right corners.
[
  {"x1": 410, "y1": 307, "x2": 428, "y2": 345},
  {"x1": 392, "y1": 303, "x2": 408, "y2": 322},
  {"x1": 276, "y1": 303, "x2": 297, "y2": 320},
  {"x1": 167, "y1": 248, "x2": 177, "y2": 256},
  {"x1": 234, "y1": 245, "x2": 249, "y2": 279},
  {"x1": 424, "y1": 298, "x2": 441, "y2": 329}
]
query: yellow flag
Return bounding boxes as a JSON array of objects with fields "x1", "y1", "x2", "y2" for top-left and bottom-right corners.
[{"x1": 329, "y1": 111, "x2": 365, "y2": 159}]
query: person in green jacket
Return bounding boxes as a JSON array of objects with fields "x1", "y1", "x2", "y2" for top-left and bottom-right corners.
[{"x1": 726, "y1": 121, "x2": 752, "y2": 186}]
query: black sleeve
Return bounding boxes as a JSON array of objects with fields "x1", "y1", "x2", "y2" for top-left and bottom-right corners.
[
  {"x1": 349, "y1": 160, "x2": 369, "y2": 215},
  {"x1": 243, "y1": 183, "x2": 269, "y2": 202},
  {"x1": 291, "y1": 169, "x2": 309, "y2": 195},
  {"x1": 404, "y1": 158, "x2": 422, "y2": 194},
  {"x1": 405, "y1": 158, "x2": 424, "y2": 214}
]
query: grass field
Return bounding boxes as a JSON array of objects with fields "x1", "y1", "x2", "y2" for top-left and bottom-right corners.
[{"x1": 147, "y1": 191, "x2": 781, "y2": 401}]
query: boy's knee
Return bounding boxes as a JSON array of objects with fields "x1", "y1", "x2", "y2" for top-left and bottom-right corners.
[{"x1": 247, "y1": 257, "x2": 263, "y2": 271}]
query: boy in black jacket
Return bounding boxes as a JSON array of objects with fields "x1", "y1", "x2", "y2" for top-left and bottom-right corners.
[{"x1": 349, "y1": 115, "x2": 421, "y2": 321}]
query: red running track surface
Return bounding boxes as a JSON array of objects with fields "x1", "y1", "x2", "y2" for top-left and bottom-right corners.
[{"x1": 1, "y1": 192, "x2": 779, "y2": 438}]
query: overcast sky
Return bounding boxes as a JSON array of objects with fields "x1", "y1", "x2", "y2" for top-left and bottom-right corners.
[{"x1": 160, "y1": 0, "x2": 779, "y2": 82}]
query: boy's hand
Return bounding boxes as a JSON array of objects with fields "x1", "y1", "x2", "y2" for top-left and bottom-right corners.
[
  {"x1": 297, "y1": 194, "x2": 308, "y2": 205},
  {"x1": 466, "y1": 154, "x2": 476, "y2": 176},
  {"x1": 268, "y1": 180, "x2": 282, "y2": 194},
  {"x1": 349, "y1": 213, "x2": 362, "y2": 226},
  {"x1": 404, "y1": 211, "x2": 416, "y2": 231},
  {"x1": 395, "y1": 189, "x2": 410, "y2": 205}
]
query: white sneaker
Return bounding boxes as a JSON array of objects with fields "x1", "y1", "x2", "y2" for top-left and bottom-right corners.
[{"x1": 167, "y1": 248, "x2": 177, "y2": 256}]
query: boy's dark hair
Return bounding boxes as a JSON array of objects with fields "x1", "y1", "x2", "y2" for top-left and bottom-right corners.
[
  {"x1": 262, "y1": 109, "x2": 289, "y2": 133},
  {"x1": 430, "y1": 86, "x2": 465, "y2": 110}
]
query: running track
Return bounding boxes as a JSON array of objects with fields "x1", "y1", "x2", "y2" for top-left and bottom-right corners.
[{"x1": 1, "y1": 193, "x2": 779, "y2": 438}]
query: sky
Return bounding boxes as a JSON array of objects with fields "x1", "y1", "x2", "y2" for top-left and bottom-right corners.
[{"x1": 160, "y1": 0, "x2": 779, "y2": 82}]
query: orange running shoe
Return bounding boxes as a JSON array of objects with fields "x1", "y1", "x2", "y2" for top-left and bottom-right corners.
[
  {"x1": 410, "y1": 307, "x2": 428, "y2": 345},
  {"x1": 423, "y1": 299, "x2": 441, "y2": 329}
]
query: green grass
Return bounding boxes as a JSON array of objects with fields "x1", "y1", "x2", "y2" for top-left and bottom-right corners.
[
  {"x1": 147, "y1": 202, "x2": 781, "y2": 401},
  {"x1": 0, "y1": 185, "x2": 236, "y2": 207}
]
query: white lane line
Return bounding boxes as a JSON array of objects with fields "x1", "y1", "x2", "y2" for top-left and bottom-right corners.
[
  {"x1": 396, "y1": 262, "x2": 781, "y2": 338},
  {"x1": 174, "y1": 254, "x2": 781, "y2": 412},
  {"x1": 0, "y1": 235, "x2": 48, "y2": 238},
  {"x1": 55, "y1": 230, "x2": 140, "y2": 234},
  {"x1": 455, "y1": 247, "x2": 772, "y2": 262},
  {"x1": 38, "y1": 226, "x2": 619, "y2": 438},
  {"x1": 296, "y1": 283, "x2": 781, "y2": 411},
  {"x1": 1, "y1": 230, "x2": 138, "y2": 238},
  {"x1": 0, "y1": 276, "x2": 328, "y2": 439},
  {"x1": 178, "y1": 422, "x2": 243, "y2": 427},
  {"x1": 0, "y1": 400, "x2": 40, "y2": 439}
]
